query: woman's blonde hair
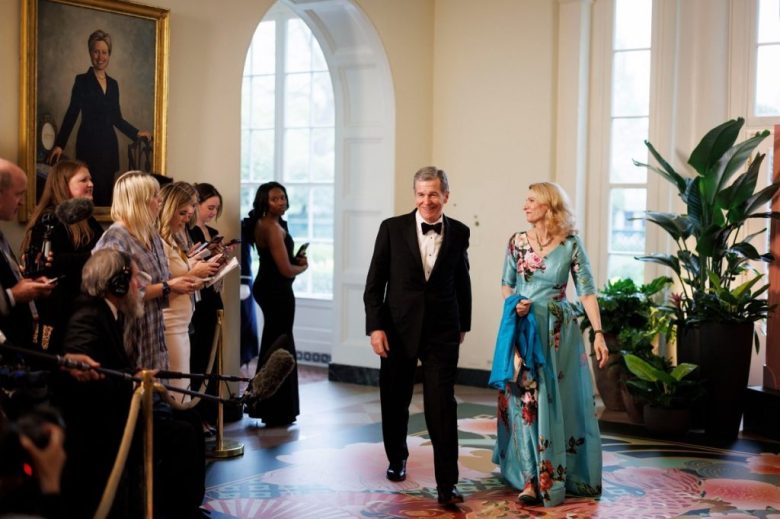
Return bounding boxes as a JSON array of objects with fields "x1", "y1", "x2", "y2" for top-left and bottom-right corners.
[
  {"x1": 111, "y1": 171, "x2": 161, "y2": 247},
  {"x1": 21, "y1": 160, "x2": 95, "y2": 254},
  {"x1": 158, "y1": 181, "x2": 197, "y2": 260},
  {"x1": 529, "y1": 181, "x2": 577, "y2": 237}
]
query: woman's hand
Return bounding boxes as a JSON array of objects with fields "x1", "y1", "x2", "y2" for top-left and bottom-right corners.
[
  {"x1": 514, "y1": 299, "x2": 532, "y2": 317},
  {"x1": 295, "y1": 255, "x2": 309, "y2": 270},
  {"x1": 47, "y1": 146, "x2": 64, "y2": 165},
  {"x1": 168, "y1": 275, "x2": 202, "y2": 295},
  {"x1": 593, "y1": 333, "x2": 609, "y2": 369},
  {"x1": 189, "y1": 255, "x2": 221, "y2": 278}
]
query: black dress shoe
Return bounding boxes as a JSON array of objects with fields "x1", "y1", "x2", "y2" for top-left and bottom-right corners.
[
  {"x1": 437, "y1": 485, "x2": 464, "y2": 505},
  {"x1": 386, "y1": 460, "x2": 407, "y2": 481}
]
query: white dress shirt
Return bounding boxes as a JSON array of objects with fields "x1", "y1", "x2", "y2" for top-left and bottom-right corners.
[{"x1": 415, "y1": 211, "x2": 443, "y2": 281}]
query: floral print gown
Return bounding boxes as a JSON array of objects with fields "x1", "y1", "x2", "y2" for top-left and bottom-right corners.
[{"x1": 492, "y1": 231, "x2": 602, "y2": 506}]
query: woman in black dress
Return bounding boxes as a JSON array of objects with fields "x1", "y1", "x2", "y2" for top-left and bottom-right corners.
[
  {"x1": 247, "y1": 181, "x2": 308, "y2": 426},
  {"x1": 48, "y1": 29, "x2": 151, "y2": 206},
  {"x1": 20, "y1": 160, "x2": 103, "y2": 352}
]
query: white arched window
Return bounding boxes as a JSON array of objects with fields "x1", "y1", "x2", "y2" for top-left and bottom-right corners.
[{"x1": 241, "y1": 2, "x2": 335, "y2": 299}]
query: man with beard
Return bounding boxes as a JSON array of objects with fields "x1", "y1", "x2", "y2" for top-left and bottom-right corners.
[
  {"x1": 53, "y1": 248, "x2": 147, "y2": 518},
  {"x1": 55, "y1": 248, "x2": 207, "y2": 518}
]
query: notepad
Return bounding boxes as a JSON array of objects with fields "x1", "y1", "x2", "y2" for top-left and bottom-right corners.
[{"x1": 203, "y1": 256, "x2": 239, "y2": 287}]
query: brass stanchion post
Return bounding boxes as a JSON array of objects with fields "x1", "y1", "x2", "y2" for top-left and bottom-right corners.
[
  {"x1": 142, "y1": 369, "x2": 155, "y2": 518},
  {"x1": 206, "y1": 310, "x2": 244, "y2": 458}
]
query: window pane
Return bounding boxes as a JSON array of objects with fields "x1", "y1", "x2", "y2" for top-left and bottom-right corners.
[
  {"x1": 612, "y1": 50, "x2": 651, "y2": 117},
  {"x1": 311, "y1": 72, "x2": 335, "y2": 127},
  {"x1": 312, "y1": 186, "x2": 333, "y2": 239},
  {"x1": 311, "y1": 129, "x2": 334, "y2": 182},
  {"x1": 311, "y1": 35, "x2": 328, "y2": 71},
  {"x1": 756, "y1": 44, "x2": 780, "y2": 116},
  {"x1": 310, "y1": 242, "x2": 334, "y2": 297},
  {"x1": 610, "y1": 117, "x2": 648, "y2": 183},
  {"x1": 614, "y1": 0, "x2": 652, "y2": 50},
  {"x1": 758, "y1": 0, "x2": 780, "y2": 44},
  {"x1": 286, "y1": 19, "x2": 311, "y2": 73},
  {"x1": 607, "y1": 254, "x2": 644, "y2": 284},
  {"x1": 241, "y1": 130, "x2": 250, "y2": 182},
  {"x1": 609, "y1": 188, "x2": 646, "y2": 254},
  {"x1": 250, "y1": 21, "x2": 275, "y2": 75},
  {"x1": 241, "y1": 77, "x2": 251, "y2": 130},
  {"x1": 284, "y1": 129, "x2": 310, "y2": 182},
  {"x1": 251, "y1": 76, "x2": 275, "y2": 129},
  {"x1": 240, "y1": 184, "x2": 258, "y2": 221},
  {"x1": 249, "y1": 130, "x2": 274, "y2": 183},
  {"x1": 286, "y1": 185, "x2": 310, "y2": 240},
  {"x1": 285, "y1": 73, "x2": 311, "y2": 127}
]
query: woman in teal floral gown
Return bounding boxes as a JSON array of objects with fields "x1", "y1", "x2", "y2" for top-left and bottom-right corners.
[{"x1": 492, "y1": 182, "x2": 609, "y2": 506}]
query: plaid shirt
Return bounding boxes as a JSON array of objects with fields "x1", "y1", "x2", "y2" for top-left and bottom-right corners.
[{"x1": 94, "y1": 224, "x2": 170, "y2": 370}]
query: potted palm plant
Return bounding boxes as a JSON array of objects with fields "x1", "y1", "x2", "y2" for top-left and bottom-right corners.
[
  {"x1": 633, "y1": 117, "x2": 778, "y2": 440},
  {"x1": 623, "y1": 353, "x2": 704, "y2": 436},
  {"x1": 580, "y1": 276, "x2": 671, "y2": 414}
]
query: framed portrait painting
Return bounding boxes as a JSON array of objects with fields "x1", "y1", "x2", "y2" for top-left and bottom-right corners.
[{"x1": 19, "y1": 0, "x2": 169, "y2": 221}]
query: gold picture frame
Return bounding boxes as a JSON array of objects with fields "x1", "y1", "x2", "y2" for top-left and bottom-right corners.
[{"x1": 19, "y1": 0, "x2": 169, "y2": 222}]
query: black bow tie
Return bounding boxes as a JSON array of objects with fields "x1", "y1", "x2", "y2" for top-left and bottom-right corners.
[{"x1": 421, "y1": 222, "x2": 442, "y2": 234}]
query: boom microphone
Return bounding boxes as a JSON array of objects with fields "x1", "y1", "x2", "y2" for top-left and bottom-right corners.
[
  {"x1": 250, "y1": 348, "x2": 295, "y2": 401},
  {"x1": 55, "y1": 197, "x2": 94, "y2": 225}
]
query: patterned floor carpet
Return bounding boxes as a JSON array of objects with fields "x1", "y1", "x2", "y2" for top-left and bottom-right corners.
[{"x1": 203, "y1": 381, "x2": 780, "y2": 518}]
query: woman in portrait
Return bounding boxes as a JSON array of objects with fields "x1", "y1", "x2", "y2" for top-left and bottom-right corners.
[
  {"x1": 20, "y1": 159, "x2": 103, "y2": 352},
  {"x1": 93, "y1": 171, "x2": 199, "y2": 370},
  {"x1": 247, "y1": 181, "x2": 308, "y2": 427},
  {"x1": 48, "y1": 29, "x2": 151, "y2": 206},
  {"x1": 490, "y1": 182, "x2": 608, "y2": 507},
  {"x1": 158, "y1": 182, "x2": 220, "y2": 402}
]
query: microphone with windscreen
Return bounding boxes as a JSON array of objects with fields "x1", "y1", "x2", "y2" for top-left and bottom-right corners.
[
  {"x1": 55, "y1": 197, "x2": 94, "y2": 225},
  {"x1": 242, "y1": 335, "x2": 296, "y2": 414},
  {"x1": 23, "y1": 212, "x2": 56, "y2": 277}
]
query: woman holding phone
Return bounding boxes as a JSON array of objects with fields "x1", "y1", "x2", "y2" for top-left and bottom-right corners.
[{"x1": 247, "y1": 181, "x2": 308, "y2": 427}]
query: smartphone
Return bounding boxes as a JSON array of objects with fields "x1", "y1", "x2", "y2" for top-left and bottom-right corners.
[
  {"x1": 209, "y1": 235, "x2": 224, "y2": 245},
  {"x1": 47, "y1": 274, "x2": 65, "y2": 284},
  {"x1": 189, "y1": 241, "x2": 209, "y2": 257},
  {"x1": 224, "y1": 238, "x2": 241, "y2": 247},
  {"x1": 295, "y1": 242, "x2": 310, "y2": 257}
]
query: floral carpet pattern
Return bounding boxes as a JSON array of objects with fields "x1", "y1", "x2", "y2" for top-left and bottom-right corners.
[{"x1": 204, "y1": 406, "x2": 780, "y2": 518}]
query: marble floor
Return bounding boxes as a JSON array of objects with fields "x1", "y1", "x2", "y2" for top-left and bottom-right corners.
[{"x1": 202, "y1": 366, "x2": 780, "y2": 518}]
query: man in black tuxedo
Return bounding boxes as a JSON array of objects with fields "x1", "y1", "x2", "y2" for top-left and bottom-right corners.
[
  {"x1": 0, "y1": 159, "x2": 54, "y2": 348},
  {"x1": 364, "y1": 166, "x2": 471, "y2": 506}
]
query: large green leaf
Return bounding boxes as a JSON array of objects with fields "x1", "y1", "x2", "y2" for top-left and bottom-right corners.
[
  {"x1": 635, "y1": 254, "x2": 681, "y2": 275},
  {"x1": 729, "y1": 242, "x2": 761, "y2": 261},
  {"x1": 743, "y1": 180, "x2": 780, "y2": 218},
  {"x1": 686, "y1": 178, "x2": 703, "y2": 230},
  {"x1": 706, "y1": 131, "x2": 770, "y2": 207},
  {"x1": 688, "y1": 118, "x2": 744, "y2": 175},
  {"x1": 731, "y1": 273, "x2": 764, "y2": 300},
  {"x1": 624, "y1": 354, "x2": 671, "y2": 383},
  {"x1": 639, "y1": 141, "x2": 688, "y2": 195},
  {"x1": 670, "y1": 363, "x2": 698, "y2": 382},
  {"x1": 635, "y1": 212, "x2": 690, "y2": 241}
]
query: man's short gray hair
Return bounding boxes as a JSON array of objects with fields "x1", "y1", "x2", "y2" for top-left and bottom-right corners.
[
  {"x1": 82, "y1": 249, "x2": 131, "y2": 297},
  {"x1": 413, "y1": 166, "x2": 449, "y2": 193}
]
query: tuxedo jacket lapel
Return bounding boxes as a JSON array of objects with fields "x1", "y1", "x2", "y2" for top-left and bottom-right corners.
[{"x1": 402, "y1": 211, "x2": 426, "y2": 281}]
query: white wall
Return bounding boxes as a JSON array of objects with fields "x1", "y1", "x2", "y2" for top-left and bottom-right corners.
[{"x1": 431, "y1": 0, "x2": 557, "y2": 370}]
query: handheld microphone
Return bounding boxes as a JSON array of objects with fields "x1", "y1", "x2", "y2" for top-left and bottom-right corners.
[{"x1": 55, "y1": 197, "x2": 94, "y2": 225}]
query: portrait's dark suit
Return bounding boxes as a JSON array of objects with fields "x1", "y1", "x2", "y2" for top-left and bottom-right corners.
[
  {"x1": 55, "y1": 68, "x2": 140, "y2": 205},
  {"x1": 364, "y1": 210, "x2": 472, "y2": 489}
]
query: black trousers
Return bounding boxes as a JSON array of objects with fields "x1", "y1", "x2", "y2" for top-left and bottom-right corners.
[{"x1": 379, "y1": 334, "x2": 460, "y2": 489}]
